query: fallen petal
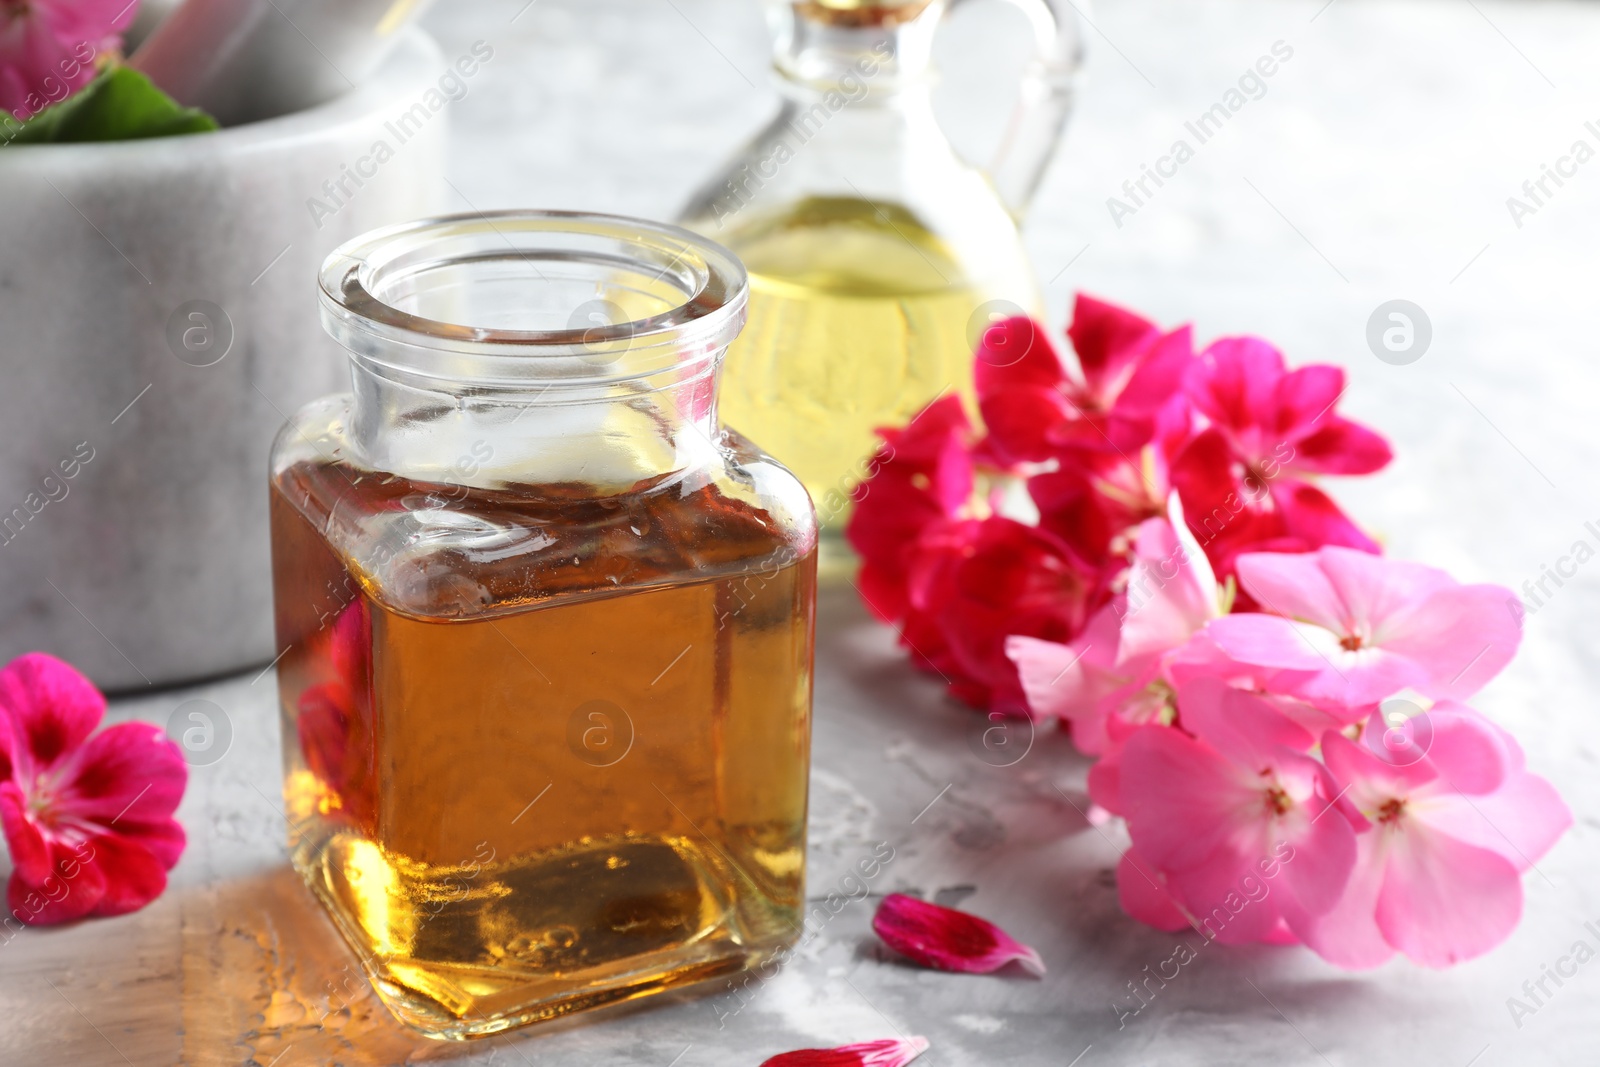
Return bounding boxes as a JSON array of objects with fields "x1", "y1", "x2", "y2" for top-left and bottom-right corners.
[
  {"x1": 762, "y1": 1037, "x2": 931, "y2": 1067},
  {"x1": 872, "y1": 893, "x2": 1045, "y2": 977}
]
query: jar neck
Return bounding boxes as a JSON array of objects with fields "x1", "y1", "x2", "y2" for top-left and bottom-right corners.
[
  {"x1": 769, "y1": 0, "x2": 943, "y2": 97},
  {"x1": 346, "y1": 361, "x2": 724, "y2": 494},
  {"x1": 318, "y1": 211, "x2": 748, "y2": 494}
]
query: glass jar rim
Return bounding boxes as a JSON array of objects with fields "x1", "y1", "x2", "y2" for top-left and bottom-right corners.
[{"x1": 318, "y1": 209, "x2": 748, "y2": 387}]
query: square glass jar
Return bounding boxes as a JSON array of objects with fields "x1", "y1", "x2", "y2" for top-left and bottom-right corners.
[{"x1": 269, "y1": 212, "x2": 817, "y2": 1038}]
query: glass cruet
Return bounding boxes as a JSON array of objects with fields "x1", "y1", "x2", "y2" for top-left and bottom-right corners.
[{"x1": 680, "y1": 0, "x2": 1086, "y2": 538}]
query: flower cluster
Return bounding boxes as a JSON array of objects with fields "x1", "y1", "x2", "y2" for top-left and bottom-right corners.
[
  {"x1": 0, "y1": 0, "x2": 134, "y2": 119},
  {"x1": 0, "y1": 653, "x2": 187, "y2": 925},
  {"x1": 848, "y1": 296, "x2": 1569, "y2": 967}
]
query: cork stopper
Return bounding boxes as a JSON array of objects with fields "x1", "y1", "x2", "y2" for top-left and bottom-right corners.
[{"x1": 794, "y1": 0, "x2": 935, "y2": 29}]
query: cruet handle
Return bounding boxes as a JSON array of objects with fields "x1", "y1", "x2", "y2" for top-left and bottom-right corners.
[{"x1": 943, "y1": 0, "x2": 1087, "y2": 220}]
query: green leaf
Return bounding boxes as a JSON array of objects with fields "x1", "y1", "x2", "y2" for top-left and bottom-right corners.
[{"x1": 7, "y1": 67, "x2": 219, "y2": 144}]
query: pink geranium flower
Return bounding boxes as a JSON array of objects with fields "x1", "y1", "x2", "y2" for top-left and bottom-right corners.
[
  {"x1": 1299, "y1": 706, "x2": 1570, "y2": 967},
  {"x1": 1205, "y1": 547, "x2": 1523, "y2": 709},
  {"x1": 1117, "y1": 678, "x2": 1357, "y2": 944},
  {"x1": 1009, "y1": 603, "x2": 1157, "y2": 757},
  {"x1": 0, "y1": 0, "x2": 136, "y2": 118},
  {"x1": 872, "y1": 892, "x2": 1045, "y2": 976},
  {"x1": 0, "y1": 653, "x2": 186, "y2": 924},
  {"x1": 762, "y1": 1037, "x2": 930, "y2": 1067},
  {"x1": 1008, "y1": 500, "x2": 1218, "y2": 753}
]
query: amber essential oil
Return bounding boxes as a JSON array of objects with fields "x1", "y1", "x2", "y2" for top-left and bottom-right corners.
[{"x1": 271, "y1": 456, "x2": 815, "y2": 1038}]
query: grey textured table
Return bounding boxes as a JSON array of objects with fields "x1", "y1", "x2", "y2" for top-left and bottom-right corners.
[{"x1": 4, "y1": 0, "x2": 1600, "y2": 1063}]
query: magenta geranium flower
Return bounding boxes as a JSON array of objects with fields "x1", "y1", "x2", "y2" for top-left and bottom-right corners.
[
  {"x1": 1186, "y1": 337, "x2": 1392, "y2": 480},
  {"x1": 1177, "y1": 337, "x2": 1390, "y2": 562},
  {"x1": 0, "y1": 0, "x2": 136, "y2": 119},
  {"x1": 762, "y1": 1037, "x2": 930, "y2": 1067},
  {"x1": 1205, "y1": 547, "x2": 1523, "y2": 709},
  {"x1": 974, "y1": 295, "x2": 1192, "y2": 464},
  {"x1": 846, "y1": 394, "x2": 978, "y2": 624},
  {"x1": 904, "y1": 516, "x2": 1099, "y2": 714},
  {"x1": 872, "y1": 893, "x2": 1044, "y2": 976},
  {"x1": 0, "y1": 653, "x2": 187, "y2": 924}
]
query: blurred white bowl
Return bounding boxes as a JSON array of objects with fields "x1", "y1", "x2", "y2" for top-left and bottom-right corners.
[{"x1": 0, "y1": 30, "x2": 451, "y2": 690}]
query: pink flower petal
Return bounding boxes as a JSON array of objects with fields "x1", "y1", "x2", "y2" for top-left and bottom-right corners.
[
  {"x1": 1232, "y1": 552, "x2": 1348, "y2": 634},
  {"x1": 1407, "y1": 710, "x2": 1571, "y2": 871},
  {"x1": 1232, "y1": 545, "x2": 1502, "y2": 712},
  {"x1": 762, "y1": 1037, "x2": 930, "y2": 1067},
  {"x1": 1292, "y1": 416, "x2": 1394, "y2": 475},
  {"x1": 1401, "y1": 704, "x2": 1509, "y2": 795},
  {"x1": 1119, "y1": 726, "x2": 1259, "y2": 874},
  {"x1": 1117, "y1": 516, "x2": 1218, "y2": 664},
  {"x1": 979, "y1": 386, "x2": 1077, "y2": 465},
  {"x1": 1187, "y1": 337, "x2": 1286, "y2": 433},
  {"x1": 1415, "y1": 776, "x2": 1570, "y2": 874},
  {"x1": 1381, "y1": 584, "x2": 1522, "y2": 701},
  {"x1": 6, "y1": 840, "x2": 107, "y2": 926},
  {"x1": 0, "y1": 0, "x2": 131, "y2": 119},
  {"x1": 1007, "y1": 603, "x2": 1155, "y2": 755},
  {"x1": 55, "y1": 721, "x2": 188, "y2": 828},
  {"x1": 1067, "y1": 293, "x2": 1158, "y2": 396},
  {"x1": 1313, "y1": 546, "x2": 1456, "y2": 628},
  {"x1": 1087, "y1": 751, "x2": 1124, "y2": 813},
  {"x1": 975, "y1": 315, "x2": 1064, "y2": 394},
  {"x1": 84, "y1": 834, "x2": 171, "y2": 918},
  {"x1": 1203, "y1": 613, "x2": 1332, "y2": 674},
  {"x1": 0, "y1": 652, "x2": 105, "y2": 775},
  {"x1": 1270, "y1": 364, "x2": 1344, "y2": 440},
  {"x1": 1205, "y1": 613, "x2": 1429, "y2": 709},
  {"x1": 1376, "y1": 823, "x2": 1522, "y2": 968},
  {"x1": 1321, "y1": 729, "x2": 1438, "y2": 815},
  {"x1": 1310, "y1": 722, "x2": 1566, "y2": 968},
  {"x1": 1175, "y1": 844, "x2": 1288, "y2": 944},
  {"x1": 1007, "y1": 631, "x2": 1105, "y2": 723},
  {"x1": 1177, "y1": 678, "x2": 1315, "y2": 767},
  {"x1": 872, "y1": 893, "x2": 1045, "y2": 977},
  {"x1": 1273, "y1": 481, "x2": 1380, "y2": 555},
  {"x1": 1116, "y1": 849, "x2": 1192, "y2": 931},
  {"x1": 0, "y1": 781, "x2": 51, "y2": 886},
  {"x1": 1115, "y1": 326, "x2": 1195, "y2": 415},
  {"x1": 1274, "y1": 781, "x2": 1359, "y2": 918},
  {"x1": 1291, "y1": 831, "x2": 1396, "y2": 970}
]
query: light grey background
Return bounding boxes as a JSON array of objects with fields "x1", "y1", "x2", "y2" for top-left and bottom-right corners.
[{"x1": 2, "y1": 0, "x2": 1598, "y2": 1064}]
